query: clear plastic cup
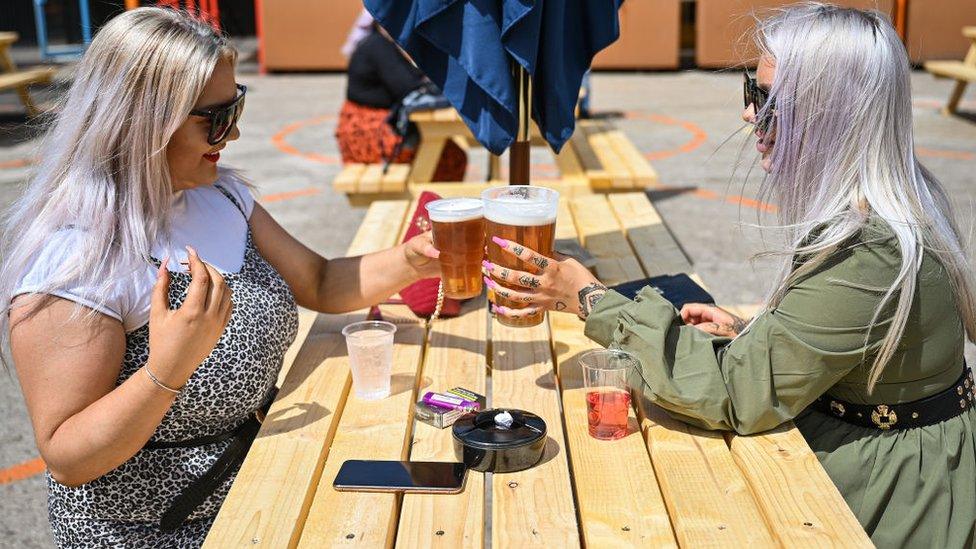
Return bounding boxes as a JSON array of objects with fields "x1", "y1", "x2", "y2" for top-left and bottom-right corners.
[
  {"x1": 579, "y1": 349, "x2": 639, "y2": 440},
  {"x1": 342, "y1": 321, "x2": 397, "y2": 400}
]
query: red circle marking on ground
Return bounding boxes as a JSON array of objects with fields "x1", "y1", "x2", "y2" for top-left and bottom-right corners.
[
  {"x1": 0, "y1": 457, "x2": 45, "y2": 484},
  {"x1": 916, "y1": 147, "x2": 975, "y2": 161},
  {"x1": 0, "y1": 158, "x2": 35, "y2": 170},
  {"x1": 271, "y1": 114, "x2": 341, "y2": 165},
  {"x1": 622, "y1": 111, "x2": 709, "y2": 162}
]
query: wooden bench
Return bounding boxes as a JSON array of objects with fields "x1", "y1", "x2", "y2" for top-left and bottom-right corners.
[
  {"x1": 569, "y1": 119, "x2": 658, "y2": 189},
  {"x1": 205, "y1": 185, "x2": 871, "y2": 548},
  {"x1": 0, "y1": 32, "x2": 55, "y2": 117},
  {"x1": 332, "y1": 163, "x2": 412, "y2": 195},
  {"x1": 924, "y1": 26, "x2": 976, "y2": 115}
]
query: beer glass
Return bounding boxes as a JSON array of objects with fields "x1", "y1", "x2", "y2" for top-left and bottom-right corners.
[
  {"x1": 482, "y1": 185, "x2": 559, "y2": 327},
  {"x1": 425, "y1": 198, "x2": 486, "y2": 299}
]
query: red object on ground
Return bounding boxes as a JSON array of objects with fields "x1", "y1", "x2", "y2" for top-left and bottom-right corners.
[{"x1": 335, "y1": 100, "x2": 467, "y2": 182}]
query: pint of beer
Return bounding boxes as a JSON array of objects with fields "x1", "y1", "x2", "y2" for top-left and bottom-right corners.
[
  {"x1": 426, "y1": 198, "x2": 486, "y2": 299},
  {"x1": 482, "y1": 186, "x2": 559, "y2": 327}
]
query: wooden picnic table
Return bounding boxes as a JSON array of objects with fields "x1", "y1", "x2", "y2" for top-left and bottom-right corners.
[
  {"x1": 204, "y1": 182, "x2": 872, "y2": 548},
  {"x1": 924, "y1": 26, "x2": 976, "y2": 115},
  {"x1": 0, "y1": 32, "x2": 55, "y2": 116},
  {"x1": 407, "y1": 109, "x2": 583, "y2": 184}
]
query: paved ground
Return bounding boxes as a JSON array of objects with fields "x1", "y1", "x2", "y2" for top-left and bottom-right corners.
[{"x1": 0, "y1": 50, "x2": 974, "y2": 546}]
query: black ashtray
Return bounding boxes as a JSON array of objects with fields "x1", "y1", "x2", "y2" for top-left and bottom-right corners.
[{"x1": 452, "y1": 409, "x2": 547, "y2": 473}]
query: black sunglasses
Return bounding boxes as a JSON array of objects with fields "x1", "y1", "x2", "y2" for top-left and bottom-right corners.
[
  {"x1": 743, "y1": 71, "x2": 774, "y2": 132},
  {"x1": 190, "y1": 84, "x2": 246, "y2": 145}
]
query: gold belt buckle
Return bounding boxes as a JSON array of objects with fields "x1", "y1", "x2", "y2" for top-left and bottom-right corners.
[{"x1": 871, "y1": 404, "x2": 898, "y2": 430}]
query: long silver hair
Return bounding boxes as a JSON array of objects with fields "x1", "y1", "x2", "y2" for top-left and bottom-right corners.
[
  {"x1": 750, "y1": 2, "x2": 976, "y2": 391},
  {"x1": 0, "y1": 8, "x2": 235, "y2": 349}
]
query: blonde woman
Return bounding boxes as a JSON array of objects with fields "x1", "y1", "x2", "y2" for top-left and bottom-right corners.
[
  {"x1": 487, "y1": 4, "x2": 976, "y2": 547},
  {"x1": 1, "y1": 8, "x2": 440, "y2": 547}
]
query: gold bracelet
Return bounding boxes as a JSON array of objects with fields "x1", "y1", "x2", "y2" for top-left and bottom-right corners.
[{"x1": 144, "y1": 365, "x2": 183, "y2": 394}]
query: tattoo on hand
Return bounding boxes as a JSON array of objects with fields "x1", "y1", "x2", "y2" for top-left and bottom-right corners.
[
  {"x1": 731, "y1": 316, "x2": 748, "y2": 334},
  {"x1": 518, "y1": 275, "x2": 541, "y2": 288},
  {"x1": 531, "y1": 256, "x2": 549, "y2": 270},
  {"x1": 500, "y1": 269, "x2": 510, "y2": 280},
  {"x1": 577, "y1": 282, "x2": 608, "y2": 320},
  {"x1": 512, "y1": 245, "x2": 525, "y2": 256},
  {"x1": 555, "y1": 301, "x2": 567, "y2": 311}
]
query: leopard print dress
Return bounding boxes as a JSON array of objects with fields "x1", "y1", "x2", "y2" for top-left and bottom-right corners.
[{"x1": 47, "y1": 187, "x2": 299, "y2": 548}]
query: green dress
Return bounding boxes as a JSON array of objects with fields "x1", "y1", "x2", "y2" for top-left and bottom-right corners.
[{"x1": 584, "y1": 219, "x2": 976, "y2": 549}]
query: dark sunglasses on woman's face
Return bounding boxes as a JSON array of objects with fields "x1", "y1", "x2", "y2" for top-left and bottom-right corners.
[
  {"x1": 743, "y1": 71, "x2": 774, "y2": 133},
  {"x1": 190, "y1": 84, "x2": 246, "y2": 145}
]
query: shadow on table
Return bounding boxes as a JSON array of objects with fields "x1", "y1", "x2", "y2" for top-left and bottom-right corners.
[{"x1": 260, "y1": 401, "x2": 332, "y2": 439}]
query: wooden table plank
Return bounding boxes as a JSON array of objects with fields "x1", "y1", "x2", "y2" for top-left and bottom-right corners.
[
  {"x1": 569, "y1": 195, "x2": 645, "y2": 285},
  {"x1": 205, "y1": 201, "x2": 412, "y2": 548},
  {"x1": 576, "y1": 194, "x2": 777, "y2": 547},
  {"x1": 296, "y1": 311, "x2": 426, "y2": 547},
  {"x1": 729, "y1": 428, "x2": 873, "y2": 547},
  {"x1": 581, "y1": 121, "x2": 633, "y2": 189},
  {"x1": 606, "y1": 129, "x2": 658, "y2": 188},
  {"x1": 204, "y1": 311, "x2": 360, "y2": 548},
  {"x1": 396, "y1": 299, "x2": 489, "y2": 549},
  {"x1": 550, "y1": 203, "x2": 677, "y2": 547},
  {"x1": 607, "y1": 193, "x2": 693, "y2": 277},
  {"x1": 551, "y1": 314, "x2": 677, "y2": 548},
  {"x1": 295, "y1": 201, "x2": 425, "y2": 547},
  {"x1": 605, "y1": 192, "x2": 868, "y2": 545},
  {"x1": 490, "y1": 319, "x2": 580, "y2": 547}
]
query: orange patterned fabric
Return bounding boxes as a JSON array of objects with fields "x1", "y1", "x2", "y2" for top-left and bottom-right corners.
[{"x1": 335, "y1": 100, "x2": 467, "y2": 182}]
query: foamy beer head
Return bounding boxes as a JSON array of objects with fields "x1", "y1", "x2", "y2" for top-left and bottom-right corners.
[
  {"x1": 482, "y1": 186, "x2": 560, "y2": 327},
  {"x1": 425, "y1": 198, "x2": 486, "y2": 300}
]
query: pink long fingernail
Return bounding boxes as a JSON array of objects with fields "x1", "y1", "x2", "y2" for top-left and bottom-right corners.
[
  {"x1": 482, "y1": 260, "x2": 493, "y2": 270},
  {"x1": 483, "y1": 276, "x2": 496, "y2": 288},
  {"x1": 491, "y1": 236, "x2": 508, "y2": 248}
]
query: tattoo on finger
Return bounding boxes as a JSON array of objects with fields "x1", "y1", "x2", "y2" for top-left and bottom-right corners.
[
  {"x1": 531, "y1": 256, "x2": 549, "y2": 270},
  {"x1": 500, "y1": 269, "x2": 510, "y2": 280},
  {"x1": 518, "y1": 275, "x2": 541, "y2": 288},
  {"x1": 512, "y1": 245, "x2": 524, "y2": 256}
]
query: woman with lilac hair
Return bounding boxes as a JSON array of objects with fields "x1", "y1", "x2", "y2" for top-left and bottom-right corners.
[{"x1": 486, "y1": 4, "x2": 976, "y2": 546}]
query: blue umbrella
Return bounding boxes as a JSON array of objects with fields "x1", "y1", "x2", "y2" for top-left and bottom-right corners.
[{"x1": 364, "y1": 0, "x2": 623, "y2": 166}]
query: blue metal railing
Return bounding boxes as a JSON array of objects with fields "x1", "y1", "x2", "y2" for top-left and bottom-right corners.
[{"x1": 31, "y1": 0, "x2": 92, "y2": 60}]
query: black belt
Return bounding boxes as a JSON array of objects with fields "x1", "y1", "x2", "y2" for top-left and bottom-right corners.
[
  {"x1": 144, "y1": 390, "x2": 275, "y2": 532},
  {"x1": 811, "y1": 368, "x2": 974, "y2": 430}
]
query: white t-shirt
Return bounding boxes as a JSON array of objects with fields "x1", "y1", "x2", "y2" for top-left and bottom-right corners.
[{"x1": 13, "y1": 173, "x2": 255, "y2": 333}]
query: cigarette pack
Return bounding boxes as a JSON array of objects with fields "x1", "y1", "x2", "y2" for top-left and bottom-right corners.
[{"x1": 415, "y1": 387, "x2": 486, "y2": 429}]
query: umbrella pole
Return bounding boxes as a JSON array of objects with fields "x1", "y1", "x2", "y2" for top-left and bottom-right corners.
[{"x1": 510, "y1": 63, "x2": 531, "y2": 185}]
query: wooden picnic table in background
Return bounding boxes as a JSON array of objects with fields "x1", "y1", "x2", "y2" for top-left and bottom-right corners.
[
  {"x1": 334, "y1": 108, "x2": 658, "y2": 197},
  {"x1": 924, "y1": 26, "x2": 976, "y2": 115},
  {"x1": 205, "y1": 182, "x2": 872, "y2": 548},
  {"x1": 0, "y1": 32, "x2": 55, "y2": 117}
]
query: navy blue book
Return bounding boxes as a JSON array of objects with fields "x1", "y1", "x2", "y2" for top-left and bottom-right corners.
[{"x1": 609, "y1": 274, "x2": 715, "y2": 311}]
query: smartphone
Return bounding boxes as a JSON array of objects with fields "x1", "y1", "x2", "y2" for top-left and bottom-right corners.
[{"x1": 332, "y1": 460, "x2": 467, "y2": 494}]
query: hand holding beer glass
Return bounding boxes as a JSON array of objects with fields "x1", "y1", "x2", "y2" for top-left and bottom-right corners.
[
  {"x1": 481, "y1": 186, "x2": 559, "y2": 327},
  {"x1": 425, "y1": 198, "x2": 486, "y2": 299}
]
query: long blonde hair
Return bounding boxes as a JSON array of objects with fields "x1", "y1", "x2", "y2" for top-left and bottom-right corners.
[
  {"x1": 750, "y1": 3, "x2": 976, "y2": 391},
  {"x1": 0, "y1": 8, "x2": 235, "y2": 348}
]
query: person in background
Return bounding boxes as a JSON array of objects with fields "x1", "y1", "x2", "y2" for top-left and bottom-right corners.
[
  {"x1": 485, "y1": 4, "x2": 976, "y2": 547},
  {"x1": 2, "y1": 8, "x2": 441, "y2": 547},
  {"x1": 336, "y1": 10, "x2": 467, "y2": 181}
]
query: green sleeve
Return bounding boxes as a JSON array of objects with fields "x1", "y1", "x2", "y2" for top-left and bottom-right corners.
[{"x1": 584, "y1": 239, "x2": 900, "y2": 434}]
